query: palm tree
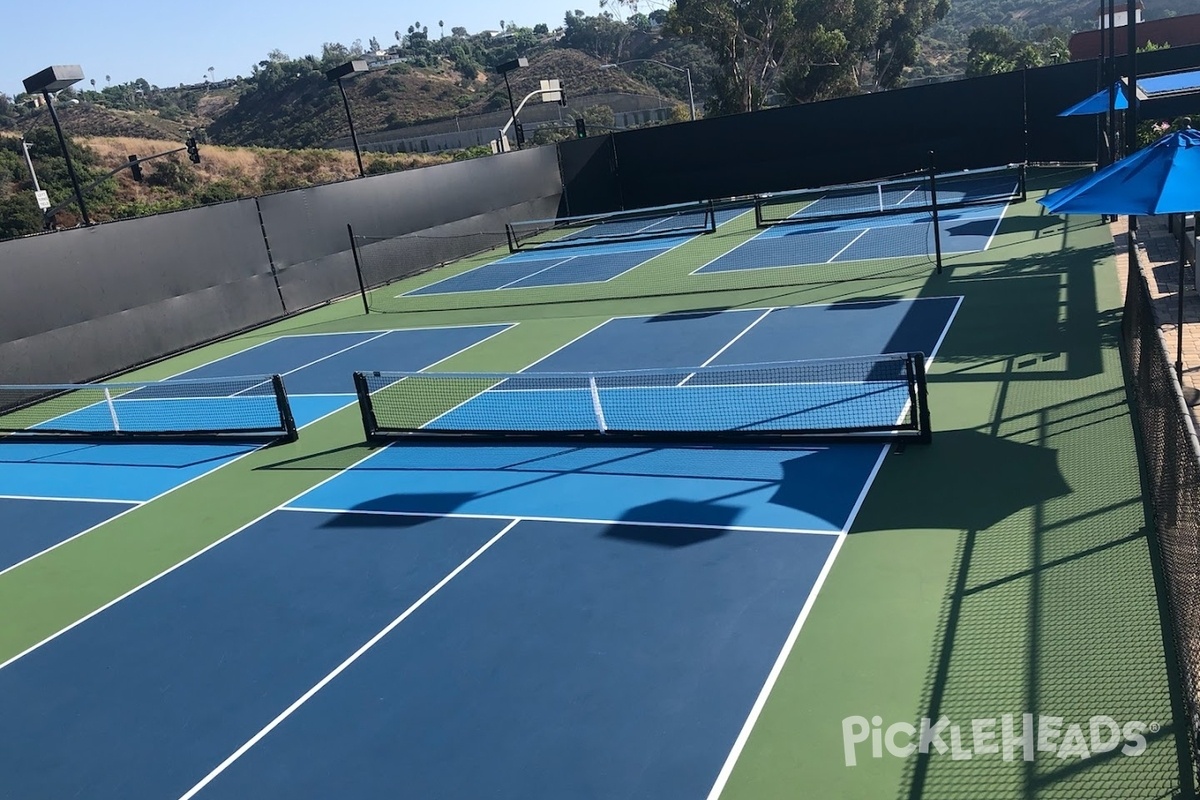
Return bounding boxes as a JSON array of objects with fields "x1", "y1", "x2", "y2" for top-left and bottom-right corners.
[
  {"x1": 90, "y1": 78, "x2": 96, "y2": 90},
  {"x1": 439, "y1": 20, "x2": 444, "y2": 38},
  {"x1": 207, "y1": 66, "x2": 215, "y2": 82},
  {"x1": 105, "y1": 74, "x2": 111, "y2": 85}
]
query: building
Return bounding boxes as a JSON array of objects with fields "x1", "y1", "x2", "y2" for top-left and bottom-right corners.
[{"x1": 1069, "y1": 1, "x2": 1200, "y2": 60}]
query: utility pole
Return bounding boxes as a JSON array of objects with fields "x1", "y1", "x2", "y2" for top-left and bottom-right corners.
[{"x1": 19, "y1": 138, "x2": 42, "y2": 191}]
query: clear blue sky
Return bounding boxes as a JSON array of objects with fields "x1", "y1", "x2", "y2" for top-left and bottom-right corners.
[{"x1": 2, "y1": 0, "x2": 594, "y2": 97}]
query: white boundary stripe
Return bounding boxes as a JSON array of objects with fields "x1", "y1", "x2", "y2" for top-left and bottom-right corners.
[
  {"x1": 0, "y1": 406, "x2": 411, "y2": 675},
  {"x1": 825, "y1": 228, "x2": 870, "y2": 263},
  {"x1": 406, "y1": 207, "x2": 746, "y2": 299},
  {"x1": 704, "y1": 306, "x2": 960, "y2": 798},
  {"x1": 979, "y1": 198, "x2": 1014, "y2": 253},
  {"x1": 690, "y1": 203, "x2": 1006, "y2": 276},
  {"x1": 704, "y1": 532, "x2": 847, "y2": 800},
  {"x1": 177, "y1": 518, "x2": 521, "y2": 800},
  {"x1": 0, "y1": 494, "x2": 139, "y2": 505},
  {"x1": 496, "y1": 256, "x2": 576, "y2": 290},
  {"x1": 281, "y1": 506, "x2": 841, "y2": 536},
  {"x1": 678, "y1": 309, "x2": 776, "y2": 387},
  {"x1": 0, "y1": 325, "x2": 515, "y2": 587},
  {"x1": 403, "y1": 318, "x2": 616, "y2": 431},
  {"x1": 0, "y1": 399, "x2": 356, "y2": 582}
]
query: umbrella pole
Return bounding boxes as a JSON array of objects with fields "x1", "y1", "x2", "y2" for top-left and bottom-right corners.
[{"x1": 1179, "y1": 223, "x2": 1187, "y2": 385}]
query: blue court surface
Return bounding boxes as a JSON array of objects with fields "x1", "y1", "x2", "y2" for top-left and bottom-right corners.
[
  {"x1": 696, "y1": 202, "x2": 1008, "y2": 274},
  {"x1": 0, "y1": 296, "x2": 962, "y2": 799},
  {"x1": 406, "y1": 208, "x2": 748, "y2": 296},
  {"x1": 0, "y1": 324, "x2": 511, "y2": 574}
]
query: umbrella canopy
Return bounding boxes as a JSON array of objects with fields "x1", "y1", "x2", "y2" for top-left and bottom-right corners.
[
  {"x1": 1058, "y1": 82, "x2": 1130, "y2": 116},
  {"x1": 1039, "y1": 128, "x2": 1200, "y2": 215}
]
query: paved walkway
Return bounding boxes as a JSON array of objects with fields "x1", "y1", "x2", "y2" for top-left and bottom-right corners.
[{"x1": 1116, "y1": 213, "x2": 1200, "y2": 410}]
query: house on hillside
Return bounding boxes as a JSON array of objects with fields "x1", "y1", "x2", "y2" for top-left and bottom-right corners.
[{"x1": 1069, "y1": 1, "x2": 1200, "y2": 59}]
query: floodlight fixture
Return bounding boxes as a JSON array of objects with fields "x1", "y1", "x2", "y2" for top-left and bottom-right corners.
[
  {"x1": 23, "y1": 65, "x2": 90, "y2": 226},
  {"x1": 326, "y1": 60, "x2": 370, "y2": 176}
]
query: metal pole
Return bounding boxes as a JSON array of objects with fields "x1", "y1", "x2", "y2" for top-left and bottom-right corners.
[
  {"x1": 503, "y1": 71, "x2": 521, "y2": 149},
  {"x1": 1179, "y1": 221, "x2": 1187, "y2": 383},
  {"x1": 43, "y1": 90, "x2": 90, "y2": 226},
  {"x1": 338, "y1": 78, "x2": 365, "y2": 177},
  {"x1": 19, "y1": 138, "x2": 41, "y2": 192},
  {"x1": 1108, "y1": 0, "x2": 1118, "y2": 164},
  {"x1": 685, "y1": 68, "x2": 696, "y2": 121},
  {"x1": 1127, "y1": 0, "x2": 1138, "y2": 157}
]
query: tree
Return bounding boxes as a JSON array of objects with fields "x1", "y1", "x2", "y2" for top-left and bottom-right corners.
[
  {"x1": 667, "y1": 0, "x2": 795, "y2": 113},
  {"x1": 534, "y1": 22, "x2": 549, "y2": 35},
  {"x1": 964, "y1": 25, "x2": 1063, "y2": 77},
  {"x1": 90, "y1": 78, "x2": 96, "y2": 90},
  {"x1": 369, "y1": 36, "x2": 381, "y2": 52},
  {"x1": 395, "y1": 30, "x2": 401, "y2": 42},
  {"x1": 452, "y1": 26, "x2": 468, "y2": 37},
  {"x1": 439, "y1": 20, "x2": 445, "y2": 38}
]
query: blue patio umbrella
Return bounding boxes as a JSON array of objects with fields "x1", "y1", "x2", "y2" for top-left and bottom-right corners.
[
  {"x1": 1057, "y1": 82, "x2": 1130, "y2": 117},
  {"x1": 1040, "y1": 127, "x2": 1200, "y2": 382}
]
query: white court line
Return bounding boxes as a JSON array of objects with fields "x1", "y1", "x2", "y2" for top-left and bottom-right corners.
[
  {"x1": 282, "y1": 506, "x2": 841, "y2": 537},
  {"x1": 678, "y1": 308, "x2": 776, "y2": 387},
  {"x1": 414, "y1": 317, "x2": 619, "y2": 430},
  {"x1": 496, "y1": 256, "x2": 577, "y2": 290},
  {"x1": 222, "y1": 332, "x2": 391, "y2": 398},
  {"x1": 177, "y1": 518, "x2": 521, "y2": 800},
  {"x1": 979, "y1": 201, "x2": 1014, "y2": 253},
  {"x1": 705, "y1": 314, "x2": 959, "y2": 800},
  {"x1": 0, "y1": 404, "x2": 422, "y2": 674},
  {"x1": 0, "y1": 398, "x2": 357, "y2": 583},
  {"x1": 0, "y1": 325, "x2": 515, "y2": 583},
  {"x1": 825, "y1": 228, "x2": 871, "y2": 263},
  {"x1": 407, "y1": 209, "x2": 743, "y2": 299},
  {"x1": 0, "y1": 494, "x2": 139, "y2": 505},
  {"x1": 705, "y1": 531, "x2": 847, "y2": 800}
]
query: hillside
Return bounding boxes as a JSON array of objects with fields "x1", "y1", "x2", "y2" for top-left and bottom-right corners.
[
  {"x1": 0, "y1": 130, "x2": 455, "y2": 239},
  {"x1": 207, "y1": 49, "x2": 680, "y2": 149}
]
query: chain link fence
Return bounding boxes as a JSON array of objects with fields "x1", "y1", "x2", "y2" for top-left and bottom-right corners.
[{"x1": 1123, "y1": 229, "x2": 1200, "y2": 779}]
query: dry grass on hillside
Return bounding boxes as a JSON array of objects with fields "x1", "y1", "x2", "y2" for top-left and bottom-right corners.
[{"x1": 81, "y1": 136, "x2": 455, "y2": 193}]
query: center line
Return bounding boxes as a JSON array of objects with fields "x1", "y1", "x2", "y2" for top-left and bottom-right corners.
[{"x1": 177, "y1": 518, "x2": 521, "y2": 799}]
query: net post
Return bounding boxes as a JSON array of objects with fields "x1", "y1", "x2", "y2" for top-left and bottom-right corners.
[
  {"x1": 1018, "y1": 162, "x2": 1028, "y2": 203},
  {"x1": 928, "y1": 157, "x2": 944, "y2": 274},
  {"x1": 587, "y1": 375, "x2": 608, "y2": 433},
  {"x1": 705, "y1": 199, "x2": 717, "y2": 233},
  {"x1": 754, "y1": 195, "x2": 765, "y2": 228},
  {"x1": 910, "y1": 353, "x2": 932, "y2": 444},
  {"x1": 347, "y1": 224, "x2": 370, "y2": 315},
  {"x1": 353, "y1": 371, "x2": 381, "y2": 443},
  {"x1": 505, "y1": 222, "x2": 518, "y2": 253},
  {"x1": 272, "y1": 374, "x2": 299, "y2": 443},
  {"x1": 103, "y1": 387, "x2": 120, "y2": 433}
]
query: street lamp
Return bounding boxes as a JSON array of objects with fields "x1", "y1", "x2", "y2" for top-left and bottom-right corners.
[
  {"x1": 601, "y1": 59, "x2": 695, "y2": 121},
  {"x1": 23, "y1": 65, "x2": 90, "y2": 226},
  {"x1": 326, "y1": 60, "x2": 369, "y2": 177},
  {"x1": 496, "y1": 57, "x2": 528, "y2": 149}
]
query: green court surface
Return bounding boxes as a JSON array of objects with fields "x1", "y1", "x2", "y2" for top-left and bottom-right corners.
[{"x1": 0, "y1": 167, "x2": 1190, "y2": 798}]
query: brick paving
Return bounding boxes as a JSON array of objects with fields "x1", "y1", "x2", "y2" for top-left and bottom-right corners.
[{"x1": 1115, "y1": 213, "x2": 1200, "y2": 411}]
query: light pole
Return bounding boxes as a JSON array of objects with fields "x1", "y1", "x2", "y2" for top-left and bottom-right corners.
[
  {"x1": 601, "y1": 59, "x2": 695, "y2": 121},
  {"x1": 326, "y1": 60, "x2": 369, "y2": 177},
  {"x1": 496, "y1": 57, "x2": 528, "y2": 149},
  {"x1": 23, "y1": 65, "x2": 90, "y2": 226}
]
